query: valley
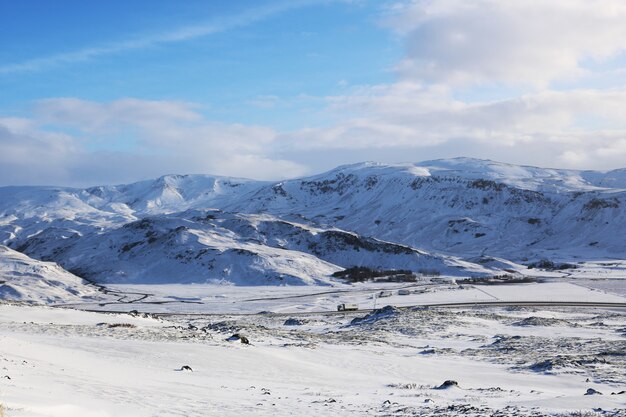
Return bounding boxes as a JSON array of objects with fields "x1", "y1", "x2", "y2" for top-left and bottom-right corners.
[{"x1": 1, "y1": 158, "x2": 625, "y2": 416}]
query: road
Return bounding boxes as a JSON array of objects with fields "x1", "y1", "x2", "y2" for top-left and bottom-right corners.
[{"x1": 60, "y1": 300, "x2": 626, "y2": 318}]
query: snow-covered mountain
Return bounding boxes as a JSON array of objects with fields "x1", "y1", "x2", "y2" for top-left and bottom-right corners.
[
  {"x1": 1, "y1": 158, "x2": 624, "y2": 286},
  {"x1": 225, "y1": 159, "x2": 626, "y2": 261},
  {"x1": 0, "y1": 245, "x2": 101, "y2": 304},
  {"x1": 9, "y1": 210, "x2": 494, "y2": 285}
]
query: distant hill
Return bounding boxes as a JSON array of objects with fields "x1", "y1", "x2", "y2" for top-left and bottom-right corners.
[{"x1": 1, "y1": 158, "x2": 624, "y2": 286}]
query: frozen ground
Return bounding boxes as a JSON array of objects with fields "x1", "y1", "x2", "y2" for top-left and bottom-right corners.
[
  {"x1": 60, "y1": 279, "x2": 626, "y2": 315},
  {"x1": 564, "y1": 261, "x2": 626, "y2": 280},
  {"x1": 1, "y1": 282, "x2": 626, "y2": 416}
]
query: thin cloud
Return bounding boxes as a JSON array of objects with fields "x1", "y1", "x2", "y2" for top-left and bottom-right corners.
[{"x1": 0, "y1": 0, "x2": 319, "y2": 75}]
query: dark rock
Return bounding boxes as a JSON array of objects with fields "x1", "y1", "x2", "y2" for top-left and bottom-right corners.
[
  {"x1": 350, "y1": 305, "x2": 400, "y2": 326},
  {"x1": 283, "y1": 318, "x2": 305, "y2": 326},
  {"x1": 530, "y1": 356, "x2": 607, "y2": 373},
  {"x1": 513, "y1": 316, "x2": 567, "y2": 327},
  {"x1": 204, "y1": 321, "x2": 238, "y2": 333},
  {"x1": 435, "y1": 380, "x2": 459, "y2": 390},
  {"x1": 227, "y1": 333, "x2": 250, "y2": 344},
  {"x1": 180, "y1": 365, "x2": 193, "y2": 372},
  {"x1": 530, "y1": 359, "x2": 556, "y2": 372},
  {"x1": 585, "y1": 388, "x2": 603, "y2": 395}
]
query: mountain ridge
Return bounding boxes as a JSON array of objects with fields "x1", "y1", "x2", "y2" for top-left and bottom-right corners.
[{"x1": 1, "y1": 158, "x2": 624, "y2": 288}]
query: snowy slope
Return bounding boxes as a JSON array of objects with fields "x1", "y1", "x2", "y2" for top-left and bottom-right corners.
[
  {"x1": 1, "y1": 158, "x2": 625, "y2": 285},
  {"x1": 80, "y1": 174, "x2": 267, "y2": 214},
  {"x1": 220, "y1": 159, "x2": 626, "y2": 260},
  {"x1": 12, "y1": 211, "x2": 495, "y2": 285},
  {"x1": 417, "y1": 158, "x2": 626, "y2": 192},
  {"x1": 0, "y1": 245, "x2": 101, "y2": 304}
]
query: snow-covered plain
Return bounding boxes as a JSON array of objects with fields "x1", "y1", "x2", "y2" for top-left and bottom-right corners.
[
  {"x1": 58, "y1": 280, "x2": 626, "y2": 315},
  {"x1": 1, "y1": 302, "x2": 625, "y2": 417},
  {"x1": 2, "y1": 279, "x2": 626, "y2": 416}
]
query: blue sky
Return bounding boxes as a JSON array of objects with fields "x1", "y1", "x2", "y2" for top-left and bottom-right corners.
[
  {"x1": 0, "y1": 1, "x2": 397, "y2": 129},
  {"x1": 2, "y1": 0, "x2": 626, "y2": 186}
]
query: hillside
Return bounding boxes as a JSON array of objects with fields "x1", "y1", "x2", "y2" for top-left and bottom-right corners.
[
  {"x1": 10, "y1": 210, "x2": 494, "y2": 284},
  {"x1": 226, "y1": 159, "x2": 626, "y2": 261},
  {"x1": 1, "y1": 158, "x2": 624, "y2": 286},
  {"x1": 0, "y1": 245, "x2": 101, "y2": 304}
]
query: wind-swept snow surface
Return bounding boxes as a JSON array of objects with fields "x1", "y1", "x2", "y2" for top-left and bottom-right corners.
[
  {"x1": 0, "y1": 246, "x2": 101, "y2": 304},
  {"x1": 0, "y1": 304, "x2": 624, "y2": 416}
]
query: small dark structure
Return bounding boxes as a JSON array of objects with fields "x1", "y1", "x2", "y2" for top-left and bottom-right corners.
[{"x1": 337, "y1": 303, "x2": 359, "y2": 311}]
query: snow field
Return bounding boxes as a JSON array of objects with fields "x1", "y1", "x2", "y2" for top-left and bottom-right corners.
[{"x1": 1, "y1": 303, "x2": 625, "y2": 416}]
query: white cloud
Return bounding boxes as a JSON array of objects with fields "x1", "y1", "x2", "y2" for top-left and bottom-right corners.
[
  {"x1": 280, "y1": 83, "x2": 626, "y2": 169},
  {"x1": 0, "y1": 99, "x2": 307, "y2": 186},
  {"x1": 0, "y1": 118, "x2": 78, "y2": 185},
  {"x1": 3, "y1": 88, "x2": 626, "y2": 187},
  {"x1": 385, "y1": 0, "x2": 626, "y2": 86},
  {"x1": 36, "y1": 98, "x2": 202, "y2": 132},
  {"x1": 276, "y1": 0, "x2": 626, "y2": 172}
]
